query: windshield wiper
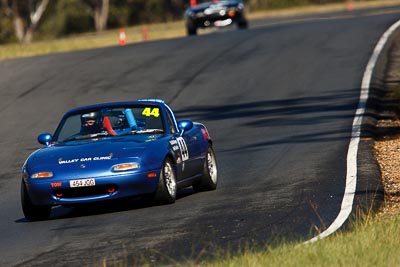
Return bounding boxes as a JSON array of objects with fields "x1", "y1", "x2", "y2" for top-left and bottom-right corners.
[
  {"x1": 120, "y1": 129, "x2": 164, "y2": 136},
  {"x1": 137, "y1": 129, "x2": 164, "y2": 134},
  {"x1": 62, "y1": 132, "x2": 110, "y2": 142}
]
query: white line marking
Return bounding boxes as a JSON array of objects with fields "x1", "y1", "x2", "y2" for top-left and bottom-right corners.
[{"x1": 305, "y1": 19, "x2": 400, "y2": 244}]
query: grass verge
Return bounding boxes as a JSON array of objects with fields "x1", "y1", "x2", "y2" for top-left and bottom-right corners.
[
  {"x1": 189, "y1": 217, "x2": 400, "y2": 267},
  {"x1": 0, "y1": 21, "x2": 186, "y2": 60},
  {"x1": 100, "y1": 216, "x2": 400, "y2": 266}
]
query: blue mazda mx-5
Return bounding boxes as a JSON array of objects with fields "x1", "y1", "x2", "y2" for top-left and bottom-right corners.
[{"x1": 21, "y1": 99, "x2": 218, "y2": 221}]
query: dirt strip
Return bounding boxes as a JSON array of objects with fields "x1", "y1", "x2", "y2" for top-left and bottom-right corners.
[{"x1": 374, "y1": 31, "x2": 400, "y2": 218}]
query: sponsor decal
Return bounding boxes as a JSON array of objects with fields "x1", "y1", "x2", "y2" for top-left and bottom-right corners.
[
  {"x1": 58, "y1": 153, "x2": 113, "y2": 165},
  {"x1": 169, "y1": 140, "x2": 178, "y2": 145},
  {"x1": 201, "y1": 128, "x2": 209, "y2": 140},
  {"x1": 58, "y1": 158, "x2": 79, "y2": 164},
  {"x1": 146, "y1": 135, "x2": 160, "y2": 142},
  {"x1": 176, "y1": 154, "x2": 182, "y2": 164},
  {"x1": 51, "y1": 182, "x2": 62, "y2": 188},
  {"x1": 171, "y1": 139, "x2": 187, "y2": 156}
]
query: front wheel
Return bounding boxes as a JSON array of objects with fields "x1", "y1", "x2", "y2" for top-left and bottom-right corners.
[
  {"x1": 237, "y1": 19, "x2": 248, "y2": 29},
  {"x1": 154, "y1": 158, "x2": 177, "y2": 204},
  {"x1": 193, "y1": 145, "x2": 218, "y2": 192},
  {"x1": 187, "y1": 24, "x2": 197, "y2": 35},
  {"x1": 21, "y1": 181, "x2": 51, "y2": 221}
]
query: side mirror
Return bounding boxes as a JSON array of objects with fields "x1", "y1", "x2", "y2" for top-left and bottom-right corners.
[
  {"x1": 37, "y1": 133, "x2": 53, "y2": 146},
  {"x1": 178, "y1": 120, "x2": 193, "y2": 135}
]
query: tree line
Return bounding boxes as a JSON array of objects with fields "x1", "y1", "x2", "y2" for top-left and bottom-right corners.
[{"x1": 0, "y1": 0, "x2": 350, "y2": 44}]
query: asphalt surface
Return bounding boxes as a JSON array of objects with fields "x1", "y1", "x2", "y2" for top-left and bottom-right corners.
[{"x1": 0, "y1": 5, "x2": 399, "y2": 266}]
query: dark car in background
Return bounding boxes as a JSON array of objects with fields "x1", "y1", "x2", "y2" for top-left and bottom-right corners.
[{"x1": 184, "y1": 0, "x2": 248, "y2": 35}]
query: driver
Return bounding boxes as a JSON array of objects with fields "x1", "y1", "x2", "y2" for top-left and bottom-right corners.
[{"x1": 81, "y1": 111, "x2": 102, "y2": 134}]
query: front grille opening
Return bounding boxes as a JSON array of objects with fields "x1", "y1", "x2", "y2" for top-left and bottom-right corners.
[{"x1": 53, "y1": 184, "x2": 118, "y2": 198}]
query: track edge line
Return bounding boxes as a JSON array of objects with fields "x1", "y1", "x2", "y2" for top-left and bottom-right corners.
[{"x1": 304, "y1": 18, "x2": 400, "y2": 244}]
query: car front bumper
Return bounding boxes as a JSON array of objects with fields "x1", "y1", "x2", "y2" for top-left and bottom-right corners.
[
  {"x1": 188, "y1": 9, "x2": 245, "y2": 28},
  {"x1": 24, "y1": 170, "x2": 160, "y2": 206}
]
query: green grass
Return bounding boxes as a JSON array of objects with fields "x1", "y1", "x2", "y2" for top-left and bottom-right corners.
[
  {"x1": 97, "y1": 216, "x2": 400, "y2": 266},
  {"x1": 0, "y1": 21, "x2": 186, "y2": 60},
  {"x1": 184, "y1": 217, "x2": 400, "y2": 267}
]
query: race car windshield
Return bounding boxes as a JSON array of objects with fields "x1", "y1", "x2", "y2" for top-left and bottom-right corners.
[
  {"x1": 197, "y1": 0, "x2": 210, "y2": 3},
  {"x1": 54, "y1": 105, "x2": 165, "y2": 142},
  {"x1": 190, "y1": 0, "x2": 217, "y2": 6}
]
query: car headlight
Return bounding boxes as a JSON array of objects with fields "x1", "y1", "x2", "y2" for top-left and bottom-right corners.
[
  {"x1": 112, "y1": 163, "x2": 140, "y2": 172},
  {"x1": 186, "y1": 10, "x2": 195, "y2": 18},
  {"x1": 31, "y1": 172, "x2": 54, "y2": 179}
]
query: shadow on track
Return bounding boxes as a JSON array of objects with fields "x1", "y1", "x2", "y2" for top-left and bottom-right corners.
[
  {"x1": 175, "y1": 88, "x2": 359, "y2": 123},
  {"x1": 14, "y1": 188, "x2": 196, "y2": 223},
  {"x1": 176, "y1": 88, "x2": 364, "y2": 150}
]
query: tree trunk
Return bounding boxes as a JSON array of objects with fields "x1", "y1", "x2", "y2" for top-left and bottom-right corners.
[
  {"x1": 94, "y1": 0, "x2": 109, "y2": 32},
  {"x1": 23, "y1": 0, "x2": 49, "y2": 43},
  {"x1": 8, "y1": 0, "x2": 49, "y2": 43},
  {"x1": 11, "y1": 0, "x2": 24, "y2": 42}
]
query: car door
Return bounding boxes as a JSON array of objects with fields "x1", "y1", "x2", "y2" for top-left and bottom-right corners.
[
  {"x1": 165, "y1": 108, "x2": 203, "y2": 179},
  {"x1": 180, "y1": 129, "x2": 203, "y2": 178}
]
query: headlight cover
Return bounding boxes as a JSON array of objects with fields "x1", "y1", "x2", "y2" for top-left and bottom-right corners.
[
  {"x1": 112, "y1": 163, "x2": 140, "y2": 172},
  {"x1": 31, "y1": 172, "x2": 54, "y2": 179}
]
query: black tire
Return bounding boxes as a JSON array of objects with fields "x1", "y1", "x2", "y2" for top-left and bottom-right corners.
[
  {"x1": 154, "y1": 158, "x2": 177, "y2": 204},
  {"x1": 187, "y1": 24, "x2": 197, "y2": 35},
  {"x1": 193, "y1": 145, "x2": 218, "y2": 192},
  {"x1": 21, "y1": 181, "x2": 51, "y2": 221},
  {"x1": 237, "y1": 19, "x2": 248, "y2": 29}
]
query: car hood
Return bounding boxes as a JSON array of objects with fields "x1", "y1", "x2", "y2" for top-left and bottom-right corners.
[
  {"x1": 189, "y1": 1, "x2": 240, "y2": 12},
  {"x1": 29, "y1": 135, "x2": 164, "y2": 170}
]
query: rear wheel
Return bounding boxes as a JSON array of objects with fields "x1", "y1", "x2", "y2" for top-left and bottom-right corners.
[
  {"x1": 193, "y1": 145, "x2": 218, "y2": 192},
  {"x1": 21, "y1": 181, "x2": 51, "y2": 221},
  {"x1": 154, "y1": 158, "x2": 177, "y2": 204}
]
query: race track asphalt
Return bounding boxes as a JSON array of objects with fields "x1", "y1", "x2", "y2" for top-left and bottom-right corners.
[{"x1": 0, "y1": 5, "x2": 399, "y2": 266}]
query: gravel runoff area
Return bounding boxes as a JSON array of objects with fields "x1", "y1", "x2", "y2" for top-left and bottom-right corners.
[{"x1": 374, "y1": 32, "x2": 400, "y2": 218}]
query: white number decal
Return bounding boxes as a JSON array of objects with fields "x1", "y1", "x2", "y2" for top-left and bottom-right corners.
[{"x1": 176, "y1": 137, "x2": 189, "y2": 161}]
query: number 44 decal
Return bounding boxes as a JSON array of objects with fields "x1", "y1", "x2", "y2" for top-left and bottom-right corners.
[
  {"x1": 142, "y1": 107, "x2": 160, "y2": 117},
  {"x1": 176, "y1": 137, "x2": 189, "y2": 161}
]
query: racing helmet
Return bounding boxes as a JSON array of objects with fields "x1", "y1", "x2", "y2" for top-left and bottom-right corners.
[{"x1": 80, "y1": 111, "x2": 102, "y2": 134}]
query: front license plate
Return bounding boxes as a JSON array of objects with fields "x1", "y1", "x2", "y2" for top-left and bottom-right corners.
[{"x1": 69, "y1": 178, "x2": 96, "y2": 188}]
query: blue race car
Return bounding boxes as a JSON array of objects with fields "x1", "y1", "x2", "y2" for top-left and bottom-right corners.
[{"x1": 21, "y1": 99, "x2": 217, "y2": 221}]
